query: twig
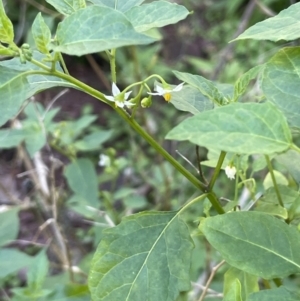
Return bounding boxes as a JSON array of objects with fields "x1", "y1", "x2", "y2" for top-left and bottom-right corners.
[
  {"x1": 196, "y1": 146, "x2": 208, "y2": 184},
  {"x1": 198, "y1": 260, "x2": 226, "y2": 301},
  {"x1": 255, "y1": 0, "x2": 275, "y2": 17},
  {"x1": 176, "y1": 150, "x2": 199, "y2": 173},
  {"x1": 211, "y1": 0, "x2": 257, "y2": 80},
  {"x1": 42, "y1": 89, "x2": 70, "y2": 121},
  {"x1": 15, "y1": 0, "x2": 27, "y2": 44},
  {"x1": 86, "y1": 54, "x2": 111, "y2": 90},
  {"x1": 23, "y1": 0, "x2": 58, "y2": 16}
]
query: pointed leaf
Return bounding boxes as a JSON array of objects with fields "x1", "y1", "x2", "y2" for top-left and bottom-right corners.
[
  {"x1": 254, "y1": 203, "x2": 288, "y2": 219},
  {"x1": 173, "y1": 71, "x2": 230, "y2": 105},
  {"x1": 223, "y1": 279, "x2": 242, "y2": 301},
  {"x1": 0, "y1": 52, "x2": 76, "y2": 127},
  {"x1": 89, "y1": 211, "x2": 194, "y2": 301},
  {"x1": 166, "y1": 102, "x2": 292, "y2": 155},
  {"x1": 234, "y1": 3, "x2": 300, "y2": 42},
  {"x1": 0, "y1": 1, "x2": 14, "y2": 43},
  {"x1": 0, "y1": 128, "x2": 26, "y2": 148},
  {"x1": 64, "y1": 158, "x2": 99, "y2": 207},
  {"x1": 55, "y1": 6, "x2": 155, "y2": 56},
  {"x1": 0, "y1": 207, "x2": 19, "y2": 247},
  {"x1": 0, "y1": 44, "x2": 15, "y2": 56},
  {"x1": 248, "y1": 287, "x2": 300, "y2": 301},
  {"x1": 276, "y1": 149, "x2": 300, "y2": 183},
  {"x1": 233, "y1": 65, "x2": 264, "y2": 101},
  {"x1": 0, "y1": 249, "x2": 34, "y2": 278},
  {"x1": 89, "y1": 0, "x2": 145, "y2": 12},
  {"x1": 73, "y1": 130, "x2": 113, "y2": 151},
  {"x1": 32, "y1": 13, "x2": 51, "y2": 54},
  {"x1": 224, "y1": 267, "x2": 259, "y2": 301},
  {"x1": 46, "y1": 0, "x2": 86, "y2": 16},
  {"x1": 125, "y1": 1, "x2": 189, "y2": 32},
  {"x1": 262, "y1": 47, "x2": 300, "y2": 128},
  {"x1": 199, "y1": 211, "x2": 300, "y2": 279},
  {"x1": 27, "y1": 249, "x2": 49, "y2": 292},
  {"x1": 170, "y1": 85, "x2": 213, "y2": 115}
]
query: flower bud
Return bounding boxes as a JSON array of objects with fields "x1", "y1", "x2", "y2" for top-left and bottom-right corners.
[{"x1": 141, "y1": 97, "x2": 152, "y2": 108}]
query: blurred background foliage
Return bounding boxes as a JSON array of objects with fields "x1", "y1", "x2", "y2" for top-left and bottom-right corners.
[{"x1": 0, "y1": 0, "x2": 298, "y2": 300}]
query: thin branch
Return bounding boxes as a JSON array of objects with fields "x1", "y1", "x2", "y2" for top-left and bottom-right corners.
[
  {"x1": 255, "y1": 0, "x2": 276, "y2": 17},
  {"x1": 196, "y1": 146, "x2": 208, "y2": 184},
  {"x1": 86, "y1": 54, "x2": 111, "y2": 90},
  {"x1": 198, "y1": 260, "x2": 226, "y2": 301},
  {"x1": 23, "y1": 0, "x2": 58, "y2": 16},
  {"x1": 176, "y1": 150, "x2": 199, "y2": 173},
  {"x1": 211, "y1": 0, "x2": 257, "y2": 80}
]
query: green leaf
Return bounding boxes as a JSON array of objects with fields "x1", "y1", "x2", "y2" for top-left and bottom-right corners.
[
  {"x1": 0, "y1": 207, "x2": 19, "y2": 247},
  {"x1": 261, "y1": 47, "x2": 300, "y2": 129},
  {"x1": 0, "y1": 0, "x2": 14, "y2": 43},
  {"x1": 89, "y1": 211, "x2": 194, "y2": 301},
  {"x1": 32, "y1": 13, "x2": 51, "y2": 54},
  {"x1": 199, "y1": 211, "x2": 300, "y2": 279},
  {"x1": 64, "y1": 158, "x2": 99, "y2": 207},
  {"x1": 46, "y1": 0, "x2": 86, "y2": 16},
  {"x1": 248, "y1": 287, "x2": 300, "y2": 301},
  {"x1": 0, "y1": 248, "x2": 34, "y2": 278},
  {"x1": 170, "y1": 85, "x2": 213, "y2": 115},
  {"x1": 0, "y1": 128, "x2": 26, "y2": 148},
  {"x1": 233, "y1": 65, "x2": 264, "y2": 101},
  {"x1": 223, "y1": 279, "x2": 242, "y2": 301},
  {"x1": 125, "y1": 1, "x2": 189, "y2": 32},
  {"x1": 173, "y1": 71, "x2": 230, "y2": 105},
  {"x1": 73, "y1": 130, "x2": 113, "y2": 151},
  {"x1": 89, "y1": 0, "x2": 145, "y2": 12},
  {"x1": 262, "y1": 185, "x2": 300, "y2": 221},
  {"x1": 166, "y1": 102, "x2": 292, "y2": 155},
  {"x1": 276, "y1": 150, "x2": 300, "y2": 183},
  {"x1": 263, "y1": 170, "x2": 288, "y2": 190},
  {"x1": 0, "y1": 52, "x2": 76, "y2": 127},
  {"x1": 254, "y1": 203, "x2": 288, "y2": 219},
  {"x1": 23, "y1": 120, "x2": 47, "y2": 157},
  {"x1": 0, "y1": 44, "x2": 15, "y2": 55},
  {"x1": 55, "y1": 6, "x2": 156, "y2": 56},
  {"x1": 224, "y1": 267, "x2": 259, "y2": 301},
  {"x1": 27, "y1": 249, "x2": 49, "y2": 292},
  {"x1": 234, "y1": 3, "x2": 300, "y2": 42}
]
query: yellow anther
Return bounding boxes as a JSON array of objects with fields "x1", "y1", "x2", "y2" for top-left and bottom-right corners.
[{"x1": 163, "y1": 93, "x2": 171, "y2": 102}]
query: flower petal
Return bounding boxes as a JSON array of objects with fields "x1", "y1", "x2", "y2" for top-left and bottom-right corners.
[
  {"x1": 104, "y1": 95, "x2": 115, "y2": 102},
  {"x1": 173, "y1": 82, "x2": 184, "y2": 92},
  {"x1": 147, "y1": 92, "x2": 161, "y2": 96},
  {"x1": 115, "y1": 100, "x2": 125, "y2": 108},
  {"x1": 124, "y1": 90, "x2": 132, "y2": 100},
  {"x1": 112, "y1": 82, "x2": 120, "y2": 96},
  {"x1": 154, "y1": 85, "x2": 165, "y2": 95},
  {"x1": 124, "y1": 101, "x2": 135, "y2": 107}
]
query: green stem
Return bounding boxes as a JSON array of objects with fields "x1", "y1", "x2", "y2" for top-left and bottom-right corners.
[
  {"x1": 208, "y1": 151, "x2": 226, "y2": 191},
  {"x1": 234, "y1": 156, "x2": 240, "y2": 203},
  {"x1": 29, "y1": 59, "x2": 224, "y2": 214},
  {"x1": 58, "y1": 52, "x2": 69, "y2": 75},
  {"x1": 179, "y1": 193, "x2": 208, "y2": 213},
  {"x1": 110, "y1": 49, "x2": 117, "y2": 83},
  {"x1": 265, "y1": 155, "x2": 284, "y2": 207},
  {"x1": 291, "y1": 143, "x2": 300, "y2": 153}
]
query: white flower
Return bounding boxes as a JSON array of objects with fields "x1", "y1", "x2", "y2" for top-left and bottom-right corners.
[
  {"x1": 98, "y1": 154, "x2": 111, "y2": 167},
  {"x1": 147, "y1": 82, "x2": 184, "y2": 102},
  {"x1": 225, "y1": 165, "x2": 237, "y2": 180},
  {"x1": 104, "y1": 83, "x2": 133, "y2": 108}
]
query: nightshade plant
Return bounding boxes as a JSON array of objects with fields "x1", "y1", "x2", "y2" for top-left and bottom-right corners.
[{"x1": 1, "y1": 1, "x2": 300, "y2": 300}]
